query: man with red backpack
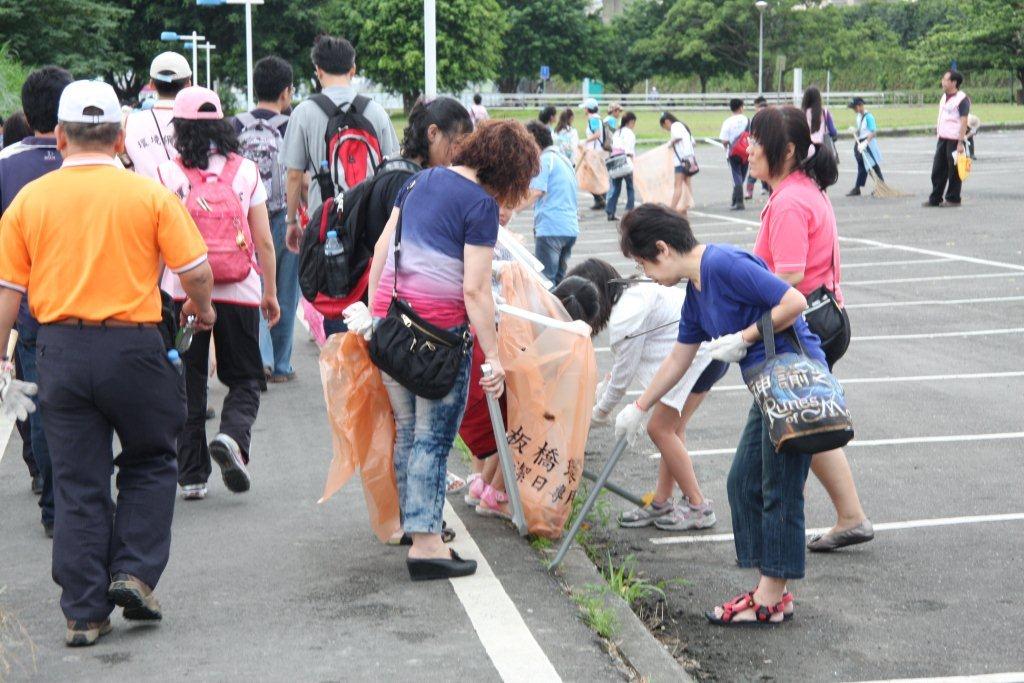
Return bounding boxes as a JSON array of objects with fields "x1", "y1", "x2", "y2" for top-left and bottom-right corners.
[
  {"x1": 720, "y1": 98, "x2": 750, "y2": 211},
  {"x1": 282, "y1": 35, "x2": 398, "y2": 336}
]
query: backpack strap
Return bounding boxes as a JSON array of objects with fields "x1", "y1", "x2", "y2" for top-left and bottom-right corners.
[
  {"x1": 350, "y1": 94, "x2": 371, "y2": 117},
  {"x1": 219, "y1": 153, "x2": 245, "y2": 188},
  {"x1": 235, "y1": 111, "x2": 258, "y2": 129},
  {"x1": 174, "y1": 157, "x2": 209, "y2": 190},
  {"x1": 311, "y1": 93, "x2": 340, "y2": 120},
  {"x1": 266, "y1": 113, "x2": 289, "y2": 130},
  {"x1": 151, "y1": 109, "x2": 172, "y2": 160}
]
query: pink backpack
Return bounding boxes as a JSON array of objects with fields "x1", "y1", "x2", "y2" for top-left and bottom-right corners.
[{"x1": 175, "y1": 154, "x2": 256, "y2": 284}]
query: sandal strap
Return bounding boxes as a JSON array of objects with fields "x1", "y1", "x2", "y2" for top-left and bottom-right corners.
[{"x1": 718, "y1": 592, "x2": 755, "y2": 623}]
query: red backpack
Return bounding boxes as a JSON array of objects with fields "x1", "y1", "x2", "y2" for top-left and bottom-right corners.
[
  {"x1": 310, "y1": 94, "x2": 382, "y2": 202},
  {"x1": 174, "y1": 154, "x2": 256, "y2": 284},
  {"x1": 729, "y1": 130, "x2": 751, "y2": 164}
]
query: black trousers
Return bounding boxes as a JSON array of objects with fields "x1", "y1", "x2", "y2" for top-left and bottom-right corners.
[
  {"x1": 929, "y1": 139, "x2": 963, "y2": 205},
  {"x1": 176, "y1": 302, "x2": 263, "y2": 486},
  {"x1": 37, "y1": 325, "x2": 184, "y2": 621}
]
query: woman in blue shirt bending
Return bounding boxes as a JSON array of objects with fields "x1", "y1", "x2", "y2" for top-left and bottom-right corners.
[{"x1": 614, "y1": 203, "x2": 825, "y2": 626}]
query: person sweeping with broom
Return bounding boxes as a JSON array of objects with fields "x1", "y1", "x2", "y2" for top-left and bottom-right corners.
[{"x1": 845, "y1": 97, "x2": 890, "y2": 197}]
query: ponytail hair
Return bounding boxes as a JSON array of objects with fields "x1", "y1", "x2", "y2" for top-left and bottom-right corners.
[
  {"x1": 801, "y1": 86, "x2": 823, "y2": 137},
  {"x1": 750, "y1": 105, "x2": 838, "y2": 191},
  {"x1": 401, "y1": 96, "x2": 473, "y2": 164}
]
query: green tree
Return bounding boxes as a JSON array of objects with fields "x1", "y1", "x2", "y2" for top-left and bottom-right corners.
[
  {"x1": 595, "y1": 0, "x2": 662, "y2": 93},
  {"x1": 0, "y1": 45, "x2": 29, "y2": 115},
  {"x1": 495, "y1": 0, "x2": 592, "y2": 93},
  {"x1": 328, "y1": 0, "x2": 506, "y2": 111}
]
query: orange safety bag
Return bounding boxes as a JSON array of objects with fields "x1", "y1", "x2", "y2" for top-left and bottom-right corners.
[
  {"x1": 575, "y1": 148, "x2": 610, "y2": 196},
  {"x1": 633, "y1": 143, "x2": 695, "y2": 211},
  {"x1": 498, "y1": 262, "x2": 598, "y2": 538},
  {"x1": 317, "y1": 331, "x2": 400, "y2": 542}
]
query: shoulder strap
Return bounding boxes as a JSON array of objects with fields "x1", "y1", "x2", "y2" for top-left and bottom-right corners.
[
  {"x1": 390, "y1": 177, "x2": 418, "y2": 300},
  {"x1": 151, "y1": 109, "x2": 172, "y2": 160},
  {"x1": 219, "y1": 153, "x2": 245, "y2": 187},
  {"x1": 174, "y1": 158, "x2": 207, "y2": 193},
  {"x1": 350, "y1": 94, "x2": 371, "y2": 116},
  {"x1": 236, "y1": 112, "x2": 257, "y2": 128},
  {"x1": 267, "y1": 113, "x2": 289, "y2": 130},
  {"x1": 311, "y1": 93, "x2": 340, "y2": 119}
]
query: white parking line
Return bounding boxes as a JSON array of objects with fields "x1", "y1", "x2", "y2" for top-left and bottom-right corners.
[
  {"x1": 444, "y1": 502, "x2": 563, "y2": 682},
  {"x1": 647, "y1": 431, "x2": 1024, "y2": 459},
  {"x1": 845, "y1": 673, "x2": 1024, "y2": 683},
  {"x1": 841, "y1": 257, "x2": 952, "y2": 269},
  {"x1": 845, "y1": 295, "x2": 1024, "y2": 310},
  {"x1": 846, "y1": 272, "x2": 1024, "y2": 286},
  {"x1": 650, "y1": 512, "x2": 1024, "y2": 546}
]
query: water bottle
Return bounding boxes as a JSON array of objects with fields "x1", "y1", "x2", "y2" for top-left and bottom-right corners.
[
  {"x1": 175, "y1": 315, "x2": 197, "y2": 354},
  {"x1": 167, "y1": 349, "x2": 184, "y2": 375},
  {"x1": 324, "y1": 230, "x2": 348, "y2": 296}
]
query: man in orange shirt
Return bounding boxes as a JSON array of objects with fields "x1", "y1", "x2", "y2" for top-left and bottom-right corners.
[{"x1": 0, "y1": 80, "x2": 215, "y2": 647}]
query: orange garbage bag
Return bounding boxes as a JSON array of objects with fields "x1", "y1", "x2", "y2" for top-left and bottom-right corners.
[
  {"x1": 498, "y1": 262, "x2": 598, "y2": 538},
  {"x1": 576, "y1": 148, "x2": 610, "y2": 196},
  {"x1": 633, "y1": 143, "x2": 695, "y2": 211},
  {"x1": 317, "y1": 331, "x2": 400, "y2": 543}
]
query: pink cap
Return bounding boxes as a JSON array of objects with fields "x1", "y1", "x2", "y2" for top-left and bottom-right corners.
[{"x1": 172, "y1": 86, "x2": 223, "y2": 120}]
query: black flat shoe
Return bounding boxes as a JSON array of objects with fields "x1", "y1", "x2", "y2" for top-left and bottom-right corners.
[{"x1": 407, "y1": 549, "x2": 477, "y2": 581}]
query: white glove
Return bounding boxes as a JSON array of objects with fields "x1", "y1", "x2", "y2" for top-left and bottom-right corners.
[
  {"x1": 342, "y1": 302, "x2": 373, "y2": 341},
  {"x1": 591, "y1": 405, "x2": 611, "y2": 426},
  {"x1": 595, "y1": 374, "x2": 609, "y2": 402},
  {"x1": 0, "y1": 362, "x2": 37, "y2": 422},
  {"x1": 614, "y1": 402, "x2": 646, "y2": 446},
  {"x1": 707, "y1": 332, "x2": 752, "y2": 363},
  {"x1": 856, "y1": 141, "x2": 868, "y2": 154}
]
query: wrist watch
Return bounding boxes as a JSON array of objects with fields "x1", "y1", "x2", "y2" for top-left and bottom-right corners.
[{"x1": 286, "y1": 217, "x2": 298, "y2": 226}]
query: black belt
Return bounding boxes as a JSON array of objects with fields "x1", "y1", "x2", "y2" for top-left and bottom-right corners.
[{"x1": 49, "y1": 318, "x2": 156, "y2": 329}]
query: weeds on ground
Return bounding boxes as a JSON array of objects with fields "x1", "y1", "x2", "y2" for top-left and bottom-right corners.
[
  {"x1": 572, "y1": 590, "x2": 618, "y2": 639},
  {"x1": 453, "y1": 436, "x2": 472, "y2": 466},
  {"x1": 0, "y1": 588, "x2": 37, "y2": 678}
]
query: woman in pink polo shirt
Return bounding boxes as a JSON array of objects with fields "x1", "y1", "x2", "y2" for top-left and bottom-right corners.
[{"x1": 748, "y1": 105, "x2": 874, "y2": 553}]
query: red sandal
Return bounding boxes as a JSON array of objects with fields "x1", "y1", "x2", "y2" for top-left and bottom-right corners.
[{"x1": 705, "y1": 591, "x2": 787, "y2": 626}]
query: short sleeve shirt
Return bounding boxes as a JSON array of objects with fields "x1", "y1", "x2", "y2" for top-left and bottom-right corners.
[
  {"x1": 720, "y1": 114, "x2": 749, "y2": 145},
  {"x1": 753, "y1": 171, "x2": 844, "y2": 305},
  {"x1": 123, "y1": 101, "x2": 177, "y2": 181},
  {"x1": 0, "y1": 156, "x2": 207, "y2": 323},
  {"x1": 670, "y1": 121, "x2": 694, "y2": 160},
  {"x1": 529, "y1": 148, "x2": 579, "y2": 238},
  {"x1": 677, "y1": 244, "x2": 825, "y2": 371},
  {"x1": 586, "y1": 115, "x2": 604, "y2": 151},
  {"x1": 614, "y1": 127, "x2": 637, "y2": 156},
  {"x1": 369, "y1": 167, "x2": 498, "y2": 328},
  {"x1": 157, "y1": 154, "x2": 266, "y2": 306}
]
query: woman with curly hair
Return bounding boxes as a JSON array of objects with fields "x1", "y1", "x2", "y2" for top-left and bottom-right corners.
[
  {"x1": 366, "y1": 119, "x2": 539, "y2": 580},
  {"x1": 157, "y1": 86, "x2": 280, "y2": 502}
]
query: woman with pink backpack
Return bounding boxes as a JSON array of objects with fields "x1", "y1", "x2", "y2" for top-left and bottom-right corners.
[{"x1": 157, "y1": 86, "x2": 280, "y2": 501}]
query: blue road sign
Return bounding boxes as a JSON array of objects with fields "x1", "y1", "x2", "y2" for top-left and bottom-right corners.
[{"x1": 540, "y1": 65, "x2": 550, "y2": 81}]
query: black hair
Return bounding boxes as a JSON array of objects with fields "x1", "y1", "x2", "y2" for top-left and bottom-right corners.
[
  {"x1": 525, "y1": 120, "x2": 553, "y2": 150},
  {"x1": 551, "y1": 276, "x2": 602, "y2": 334},
  {"x1": 21, "y1": 66, "x2": 73, "y2": 134},
  {"x1": 621, "y1": 111, "x2": 637, "y2": 127},
  {"x1": 312, "y1": 35, "x2": 356, "y2": 75},
  {"x1": 562, "y1": 258, "x2": 624, "y2": 335},
  {"x1": 750, "y1": 105, "x2": 838, "y2": 191},
  {"x1": 254, "y1": 56, "x2": 293, "y2": 102},
  {"x1": 473, "y1": 93, "x2": 482, "y2": 105},
  {"x1": 154, "y1": 77, "x2": 190, "y2": 99},
  {"x1": 172, "y1": 117, "x2": 240, "y2": 169},
  {"x1": 659, "y1": 112, "x2": 677, "y2": 126},
  {"x1": 539, "y1": 105, "x2": 557, "y2": 126},
  {"x1": 401, "y1": 96, "x2": 472, "y2": 165},
  {"x1": 947, "y1": 70, "x2": 964, "y2": 89},
  {"x1": 3, "y1": 111, "x2": 32, "y2": 147},
  {"x1": 754, "y1": 96, "x2": 767, "y2": 107},
  {"x1": 61, "y1": 121, "x2": 121, "y2": 148},
  {"x1": 619, "y1": 204, "x2": 699, "y2": 262},
  {"x1": 729, "y1": 98, "x2": 744, "y2": 113},
  {"x1": 801, "y1": 86, "x2": 823, "y2": 135},
  {"x1": 555, "y1": 108, "x2": 574, "y2": 133}
]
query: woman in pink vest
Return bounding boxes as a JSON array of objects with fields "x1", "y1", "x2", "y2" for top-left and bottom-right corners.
[
  {"x1": 748, "y1": 105, "x2": 874, "y2": 553},
  {"x1": 926, "y1": 70, "x2": 970, "y2": 207}
]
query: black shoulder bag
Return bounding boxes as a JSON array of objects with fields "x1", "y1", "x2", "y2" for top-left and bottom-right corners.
[
  {"x1": 367, "y1": 179, "x2": 473, "y2": 400},
  {"x1": 803, "y1": 233, "x2": 848, "y2": 356}
]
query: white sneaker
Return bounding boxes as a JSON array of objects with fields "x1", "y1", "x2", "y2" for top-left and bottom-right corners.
[
  {"x1": 180, "y1": 483, "x2": 207, "y2": 500},
  {"x1": 209, "y1": 434, "x2": 251, "y2": 493},
  {"x1": 654, "y1": 500, "x2": 717, "y2": 531}
]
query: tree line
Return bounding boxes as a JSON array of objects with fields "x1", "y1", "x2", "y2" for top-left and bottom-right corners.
[{"x1": 0, "y1": 0, "x2": 1020, "y2": 109}]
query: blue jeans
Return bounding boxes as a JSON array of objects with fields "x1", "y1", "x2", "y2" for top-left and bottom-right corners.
[
  {"x1": 726, "y1": 402, "x2": 813, "y2": 579},
  {"x1": 606, "y1": 173, "x2": 635, "y2": 218},
  {"x1": 17, "y1": 326, "x2": 53, "y2": 526},
  {"x1": 535, "y1": 235, "x2": 577, "y2": 286},
  {"x1": 259, "y1": 210, "x2": 300, "y2": 376},
  {"x1": 382, "y1": 337, "x2": 472, "y2": 534}
]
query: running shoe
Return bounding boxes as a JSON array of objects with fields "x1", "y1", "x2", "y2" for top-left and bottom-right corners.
[
  {"x1": 654, "y1": 499, "x2": 717, "y2": 531},
  {"x1": 180, "y1": 483, "x2": 207, "y2": 501},
  {"x1": 618, "y1": 500, "x2": 674, "y2": 528},
  {"x1": 209, "y1": 434, "x2": 251, "y2": 493}
]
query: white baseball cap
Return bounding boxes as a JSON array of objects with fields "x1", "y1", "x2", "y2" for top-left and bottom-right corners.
[
  {"x1": 150, "y1": 51, "x2": 192, "y2": 83},
  {"x1": 57, "y1": 80, "x2": 122, "y2": 124}
]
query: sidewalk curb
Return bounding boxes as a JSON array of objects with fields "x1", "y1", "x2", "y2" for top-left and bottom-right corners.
[{"x1": 548, "y1": 543, "x2": 693, "y2": 683}]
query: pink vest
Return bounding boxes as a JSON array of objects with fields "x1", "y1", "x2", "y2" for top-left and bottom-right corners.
[{"x1": 937, "y1": 92, "x2": 966, "y2": 140}]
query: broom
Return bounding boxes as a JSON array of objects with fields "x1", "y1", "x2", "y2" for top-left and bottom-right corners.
[{"x1": 862, "y1": 144, "x2": 906, "y2": 198}]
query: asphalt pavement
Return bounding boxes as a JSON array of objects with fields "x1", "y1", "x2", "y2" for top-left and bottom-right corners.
[{"x1": 551, "y1": 130, "x2": 1024, "y2": 681}]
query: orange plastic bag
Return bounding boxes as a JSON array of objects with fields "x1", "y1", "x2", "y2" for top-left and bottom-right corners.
[
  {"x1": 576, "y1": 148, "x2": 610, "y2": 196},
  {"x1": 318, "y1": 331, "x2": 400, "y2": 542},
  {"x1": 498, "y1": 263, "x2": 598, "y2": 538},
  {"x1": 633, "y1": 143, "x2": 695, "y2": 211}
]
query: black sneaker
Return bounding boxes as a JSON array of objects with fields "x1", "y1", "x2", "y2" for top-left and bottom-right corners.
[
  {"x1": 846, "y1": 187, "x2": 861, "y2": 197},
  {"x1": 108, "y1": 573, "x2": 162, "y2": 621},
  {"x1": 607, "y1": 214, "x2": 618, "y2": 221},
  {"x1": 209, "y1": 434, "x2": 251, "y2": 493}
]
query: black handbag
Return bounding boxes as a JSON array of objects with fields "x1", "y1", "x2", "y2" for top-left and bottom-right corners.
[
  {"x1": 367, "y1": 179, "x2": 473, "y2": 400},
  {"x1": 744, "y1": 312, "x2": 854, "y2": 455},
  {"x1": 803, "y1": 237, "x2": 846, "y2": 348}
]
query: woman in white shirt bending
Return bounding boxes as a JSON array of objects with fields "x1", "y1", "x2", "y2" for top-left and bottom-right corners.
[
  {"x1": 660, "y1": 112, "x2": 697, "y2": 215},
  {"x1": 606, "y1": 112, "x2": 638, "y2": 222}
]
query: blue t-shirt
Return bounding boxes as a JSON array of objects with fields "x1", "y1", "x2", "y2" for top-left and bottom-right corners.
[
  {"x1": 530, "y1": 148, "x2": 579, "y2": 238},
  {"x1": 604, "y1": 115, "x2": 618, "y2": 132},
  {"x1": 0, "y1": 136, "x2": 63, "y2": 336},
  {"x1": 677, "y1": 244, "x2": 825, "y2": 371}
]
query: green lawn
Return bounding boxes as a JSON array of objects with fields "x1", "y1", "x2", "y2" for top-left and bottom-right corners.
[{"x1": 389, "y1": 103, "x2": 1023, "y2": 141}]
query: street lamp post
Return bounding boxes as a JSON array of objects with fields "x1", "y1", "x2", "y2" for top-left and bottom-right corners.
[
  {"x1": 756, "y1": 1, "x2": 768, "y2": 96},
  {"x1": 186, "y1": 41, "x2": 217, "y2": 88},
  {"x1": 197, "y1": 0, "x2": 265, "y2": 110},
  {"x1": 424, "y1": 0, "x2": 437, "y2": 99},
  {"x1": 161, "y1": 31, "x2": 206, "y2": 80}
]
